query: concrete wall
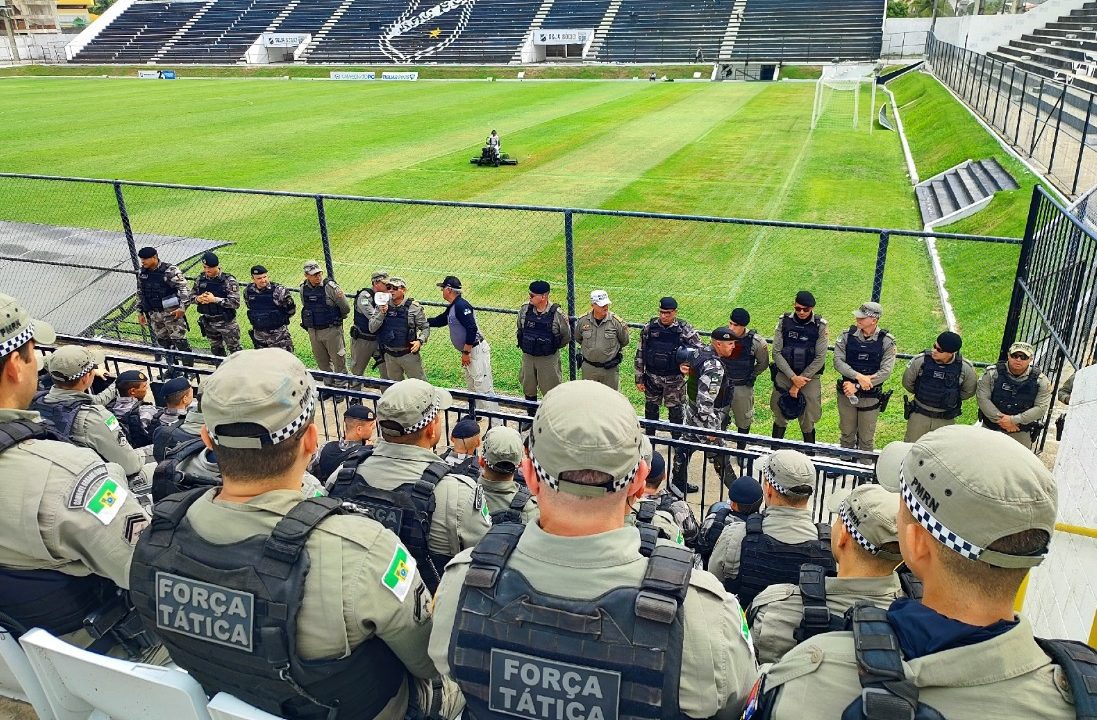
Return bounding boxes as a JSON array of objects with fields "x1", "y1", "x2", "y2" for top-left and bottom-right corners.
[
  {"x1": 0, "y1": 32, "x2": 75, "y2": 62},
  {"x1": 882, "y1": 18, "x2": 931, "y2": 58},
  {"x1": 1023, "y1": 364, "x2": 1097, "y2": 643}
]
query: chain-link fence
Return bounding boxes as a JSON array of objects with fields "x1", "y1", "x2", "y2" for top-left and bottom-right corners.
[
  {"x1": 927, "y1": 34, "x2": 1097, "y2": 199},
  {"x1": 0, "y1": 173, "x2": 1021, "y2": 416}
]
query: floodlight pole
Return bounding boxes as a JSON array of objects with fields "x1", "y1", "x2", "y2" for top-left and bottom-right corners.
[{"x1": 1, "y1": 7, "x2": 20, "y2": 62}]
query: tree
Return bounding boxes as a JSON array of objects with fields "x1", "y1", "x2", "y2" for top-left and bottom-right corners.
[
  {"x1": 90, "y1": 0, "x2": 116, "y2": 15},
  {"x1": 888, "y1": 0, "x2": 911, "y2": 17}
]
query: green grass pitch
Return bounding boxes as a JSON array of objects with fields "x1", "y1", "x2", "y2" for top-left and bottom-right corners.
[{"x1": 0, "y1": 72, "x2": 1033, "y2": 445}]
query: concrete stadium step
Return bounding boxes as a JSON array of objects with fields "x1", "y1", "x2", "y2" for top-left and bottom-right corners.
[
  {"x1": 718, "y1": 0, "x2": 747, "y2": 61},
  {"x1": 510, "y1": 0, "x2": 557, "y2": 63},
  {"x1": 915, "y1": 159, "x2": 1019, "y2": 228},
  {"x1": 586, "y1": 0, "x2": 622, "y2": 60}
]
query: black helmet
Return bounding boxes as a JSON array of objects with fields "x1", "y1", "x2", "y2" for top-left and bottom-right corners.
[
  {"x1": 675, "y1": 346, "x2": 699, "y2": 367},
  {"x1": 777, "y1": 391, "x2": 806, "y2": 420}
]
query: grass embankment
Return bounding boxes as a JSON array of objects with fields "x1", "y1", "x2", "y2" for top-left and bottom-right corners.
[{"x1": 0, "y1": 77, "x2": 944, "y2": 444}]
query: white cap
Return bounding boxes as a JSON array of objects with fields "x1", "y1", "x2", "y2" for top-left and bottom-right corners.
[{"x1": 590, "y1": 290, "x2": 611, "y2": 307}]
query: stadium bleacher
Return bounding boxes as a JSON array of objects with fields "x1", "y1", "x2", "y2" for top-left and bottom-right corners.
[
  {"x1": 274, "y1": 0, "x2": 342, "y2": 34},
  {"x1": 726, "y1": 0, "x2": 884, "y2": 63},
  {"x1": 989, "y1": 0, "x2": 1097, "y2": 95},
  {"x1": 538, "y1": 0, "x2": 611, "y2": 31},
  {"x1": 599, "y1": 0, "x2": 734, "y2": 63},
  {"x1": 159, "y1": 0, "x2": 289, "y2": 63},
  {"x1": 70, "y1": 0, "x2": 201, "y2": 64}
]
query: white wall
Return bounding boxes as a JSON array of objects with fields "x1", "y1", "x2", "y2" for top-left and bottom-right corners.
[
  {"x1": 0, "y1": 32, "x2": 76, "y2": 62},
  {"x1": 882, "y1": 18, "x2": 931, "y2": 58},
  {"x1": 1024, "y1": 364, "x2": 1097, "y2": 643}
]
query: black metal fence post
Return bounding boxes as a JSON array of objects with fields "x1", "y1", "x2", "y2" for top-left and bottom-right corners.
[
  {"x1": 1030, "y1": 77, "x2": 1045, "y2": 155},
  {"x1": 1047, "y1": 86, "x2": 1067, "y2": 180},
  {"x1": 564, "y1": 210, "x2": 578, "y2": 381},
  {"x1": 316, "y1": 196, "x2": 335, "y2": 280},
  {"x1": 1015, "y1": 70, "x2": 1027, "y2": 145},
  {"x1": 1073, "y1": 94, "x2": 1094, "y2": 195},
  {"x1": 112, "y1": 181, "x2": 150, "y2": 345},
  {"x1": 1000, "y1": 188, "x2": 1045, "y2": 361},
  {"x1": 872, "y1": 231, "x2": 890, "y2": 303}
]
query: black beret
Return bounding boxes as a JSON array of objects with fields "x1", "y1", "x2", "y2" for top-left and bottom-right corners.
[
  {"x1": 250, "y1": 264, "x2": 268, "y2": 275},
  {"x1": 162, "y1": 376, "x2": 192, "y2": 398},
  {"x1": 451, "y1": 416, "x2": 481, "y2": 439},
  {"x1": 344, "y1": 403, "x2": 376, "y2": 421},
  {"x1": 936, "y1": 331, "x2": 963, "y2": 353},
  {"x1": 529, "y1": 280, "x2": 550, "y2": 295},
  {"x1": 117, "y1": 370, "x2": 147, "y2": 385},
  {"x1": 711, "y1": 327, "x2": 734, "y2": 341},
  {"x1": 648, "y1": 450, "x2": 666, "y2": 481},
  {"x1": 659, "y1": 296, "x2": 678, "y2": 310},
  {"x1": 729, "y1": 475, "x2": 763, "y2": 505},
  {"x1": 795, "y1": 290, "x2": 816, "y2": 308},
  {"x1": 202, "y1": 251, "x2": 219, "y2": 267},
  {"x1": 729, "y1": 307, "x2": 750, "y2": 326},
  {"x1": 137, "y1": 247, "x2": 157, "y2": 259}
]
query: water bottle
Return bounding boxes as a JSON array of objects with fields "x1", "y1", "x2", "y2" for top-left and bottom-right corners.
[{"x1": 848, "y1": 393, "x2": 860, "y2": 406}]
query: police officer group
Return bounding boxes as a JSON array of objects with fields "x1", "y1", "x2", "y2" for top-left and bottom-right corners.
[{"x1": 1, "y1": 285, "x2": 1093, "y2": 720}]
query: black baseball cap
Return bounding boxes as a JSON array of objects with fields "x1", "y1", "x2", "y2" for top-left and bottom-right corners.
[
  {"x1": 437, "y1": 276, "x2": 463, "y2": 290},
  {"x1": 345, "y1": 404, "x2": 376, "y2": 421}
]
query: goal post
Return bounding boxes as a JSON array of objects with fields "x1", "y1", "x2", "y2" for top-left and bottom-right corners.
[{"x1": 811, "y1": 63, "x2": 878, "y2": 132}]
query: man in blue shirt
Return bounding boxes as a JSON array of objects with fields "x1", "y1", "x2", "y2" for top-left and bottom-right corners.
[{"x1": 429, "y1": 276, "x2": 498, "y2": 419}]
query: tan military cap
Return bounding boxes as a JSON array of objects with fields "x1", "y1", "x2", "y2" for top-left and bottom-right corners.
[
  {"x1": 302, "y1": 260, "x2": 322, "y2": 275},
  {"x1": 47, "y1": 345, "x2": 101, "y2": 383},
  {"x1": 202, "y1": 348, "x2": 317, "y2": 450},
  {"x1": 483, "y1": 426, "x2": 523, "y2": 472},
  {"x1": 759, "y1": 449, "x2": 816, "y2": 498},
  {"x1": 0, "y1": 293, "x2": 56, "y2": 368},
  {"x1": 376, "y1": 378, "x2": 452, "y2": 436},
  {"x1": 528, "y1": 380, "x2": 644, "y2": 496},
  {"x1": 1008, "y1": 341, "x2": 1035, "y2": 358},
  {"x1": 875, "y1": 427, "x2": 1056, "y2": 568},
  {"x1": 828, "y1": 484, "x2": 901, "y2": 561}
]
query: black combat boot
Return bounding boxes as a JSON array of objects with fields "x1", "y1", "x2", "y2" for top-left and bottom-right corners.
[
  {"x1": 668, "y1": 405, "x2": 684, "y2": 440},
  {"x1": 672, "y1": 450, "x2": 698, "y2": 495},
  {"x1": 772, "y1": 424, "x2": 786, "y2": 439},
  {"x1": 644, "y1": 401, "x2": 660, "y2": 436},
  {"x1": 736, "y1": 427, "x2": 750, "y2": 451},
  {"x1": 803, "y1": 430, "x2": 816, "y2": 456}
]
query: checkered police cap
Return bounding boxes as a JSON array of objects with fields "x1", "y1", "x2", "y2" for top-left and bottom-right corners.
[
  {"x1": 839, "y1": 501, "x2": 880, "y2": 555},
  {"x1": 899, "y1": 458, "x2": 983, "y2": 561},
  {"x1": 0, "y1": 293, "x2": 56, "y2": 360}
]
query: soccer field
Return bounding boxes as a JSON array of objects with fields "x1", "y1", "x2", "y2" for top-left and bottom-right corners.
[{"x1": 0, "y1": 75, "x2": 1021, "y2": 443}]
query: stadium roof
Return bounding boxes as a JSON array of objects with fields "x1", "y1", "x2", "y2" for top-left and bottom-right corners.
[{"x1": 0, "y1": 221, "x2": 227, "y2": 336}]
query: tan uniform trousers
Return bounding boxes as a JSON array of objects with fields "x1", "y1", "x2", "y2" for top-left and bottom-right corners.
[
  {"x1": 307, "y1": 325, "x2": 347, "y2": 376},
  {"x1": 770, "y1": 376, "x2": 822, "y2": 433},
  {"x1": 904, "y1": 412, "x2": 956, "y2": 442},
  {"x1": 520, "y1": 352, "x2": 563, "y2": 398},
  {"x1": 581, "y1": 361, "x2": 620, "y2": 391},
  {"x1": 837, "y1": 396, "x2": 881, "y2": 452}
]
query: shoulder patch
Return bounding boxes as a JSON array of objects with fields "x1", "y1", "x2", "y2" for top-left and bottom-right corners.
[
  {"x1": 381, "y1": 544, "x2": 417, "y2": 602},
  {"x1": 123, "y1": 513, "x2": 150, "y2": 545},
  {"x1": 69, "y1": 464, "x2": 110, "y2": 508},
  {"x1": 474, "y1": 484, "x2": 485, "y2": 512},
  {"x1": 105, "y1": 414, "x2": 118, "y2": 430},
  {"x1": 84, "y1": 476, "x2": 128, "y2": 525}
]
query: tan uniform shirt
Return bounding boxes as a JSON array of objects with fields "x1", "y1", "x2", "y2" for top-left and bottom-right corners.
[
  {"x1": 709, "y1": 506, "x2": 820, "y2": 584},
  {"x1": 41, "y1": 385, "x2": 146, "y2": 479},
  {"x1": 479, "y1": 477, "x2": 539, "y2": 525},
  {"x1": 347, "y1": 439, "x2": 492, "y2": 557},
  {"x1": 0, "y1": 408, "x2": 150, "y2": 589},
  {"x1": 833, "y1": 327, "x2": 897, "y2": 389},
  {"x1": 576, "y1": 311, "x2": 630, "y2": 363},
  {"x1": 772, "y1": 314, "x2": 829, "y2": 381},
  {"x1": 976, "y1": 364, "x2": 1053, "y2": 425},
  {"x1": 902, "y1": 353, "x2": 978, "y2": 413},
  {"x1": 762, "y1": 616, "x2": 1075, "y2": 719},
  {"x1": 185, "y1": 488, "x2": 438, "y2": 720},
  {"x1": 429, "y1": 523, "x2": 758, "y2": 720},
  {"x1": 748, "y1": 574, "x2": 904, "y2": 665}
]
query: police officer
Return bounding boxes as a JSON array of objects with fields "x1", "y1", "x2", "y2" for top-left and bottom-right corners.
[
  {"x1": 244, "y1": 264, "x2": 295, "y2": 352},
  {"x1": 150, "y1": 376, "x2": 197, "y2": 462},
  {"x1": 0, "y1": 294, "x2": 159, "y2": 661},
  {"x1": 371, "y1": 277, "x2": 429, "y2": 382},
  {"x1": 673, "y1": 326, "x2": 741, "y2": 494},
  {"x1": 902, "y1": 330, "x2": 976, "y2": 442},
  {"x1": 136, "y1": 246, "x2": 193, "y2": 364},
  {"x1": 476, "y1": 425, "x2": 539, "y2": 525},
  {"x1": 576, "y1": 290, "x2": 630, "y2": 391},
  {"x1": 770, "y1": 291, "x2": 828, "y2": 443},
  {"x1": 327, "y1": 378, "x2": 492, "y2": 591},
  {"x1": 696, "y1": 475, "x2": 765, "y2": 566},
  {"x1": 106, "y1": 369, "x2": 157, "y2": 452},
  {"x1": 977, "y1": 341, "x2": 1052, "y2": 450},
  {"x1": 722, "y1": 308, "x2": 768, "y2": 437},
  {"x1": 429, "y1": 275, "x2": 499, "y2": 417},
  {"x1": 747, "y1": 484, "x2": 907, "y2": 665},
  {"x1": 428, "y1": 380, "x2": 758, "y2": 719},
  {"x1": 34, "y1": 346, "x2": 152, "y2": 492},
  {"x1": 152, "y1": 375, "x2": 193, "y2": 431},
  {"x1": 130, "y1": 349, "x2": 451, "y2": 720},
  {"x1": 635, "y1": 296, "x2": 703, "y2": 436},
  {"x1": 350, "y1": 271, "x2": 390, "y2": 379},
  {"x1": 308, "y1": 403, "x2": 376, "y2": 486},
  {"x1": 756, "y1": 427, "x2": 1081, "y2": 720},
  {"x1": 300, "y1": 260, "x2": 351, "y2": 379},
  {"x1": 192, "y1": 252, "x2": 242, "y2": 357},
  {"x1": 833, "y1": 302, "x2": 897, "y2": 453},
  {"x1": 631, "y1": 448, "x2": 699, "y2": 547},
  {"x1": 441, "y1": 415, "x2": 481, "y2": 478},
  {"x1": 708, "y1": 449, "x2": 834, "y2": 608},
  {"x1": 517, "y1": 280, "x2": 571, "y2": 403}
]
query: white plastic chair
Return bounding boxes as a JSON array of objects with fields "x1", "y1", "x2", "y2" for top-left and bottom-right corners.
[
  {"x1": 19, "y1": 628, "x2": 211, "y2": 720},
  {"x1": 0, "y1": 625, "x2": 55, "y2": 719},
  {"x1": 208, "y1": 692, "x2": 286, "y2": 720}
]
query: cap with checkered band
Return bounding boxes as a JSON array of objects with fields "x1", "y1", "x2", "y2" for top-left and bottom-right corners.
[
  {"x1": 376, "y1": 379, "x2": 452, "y2": 436},
  {"x1": 758, "y1": 449, "x2": 815, "y2": 498},
  {"x1": 0, "y1": 293, "x2": 56, "y2": 366},
  {"x1": 827, "y1": 485, "x2": 901, "y2": 561},
  {"x1": 46, "y1": 345, "x2": 102, "y2": 383}
]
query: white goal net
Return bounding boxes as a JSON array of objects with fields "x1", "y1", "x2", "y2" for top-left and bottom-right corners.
[{"x1": 811, "y1": 63, "x2": 877, "y2": 132}]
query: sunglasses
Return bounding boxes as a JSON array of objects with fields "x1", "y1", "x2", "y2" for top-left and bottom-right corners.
[
  {"x1": 1010, "y1": 352, "x2": 1030, "y2": 360},
  {"x1": 793, "y1": 305, "x2": 812, "y2": 312},
  {"x1": 658, "y1": 309, "x2": 675, "y2": 314},
  {"x1": 385, "y1": 284, "x2": 398, "y2": 290}
]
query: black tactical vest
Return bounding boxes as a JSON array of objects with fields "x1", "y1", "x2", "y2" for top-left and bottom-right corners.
[
  {"x1": 489, "y1": 484, "x2": 532, "y2": 525},
  {"x1": 643, "y1": 319, "x2": 682, "y2": 376},
  {"x1": 686, "y1": 348, "x2": 730, "y2": 408},
  {"x1": 194, "y1": 273, "x2": 236, "y2": 320},
  {"x1": 311, "y1": 441, "x2": 373, "y2": 489},
  {"x1": 379, "y1": 302, "x2": 412, "y2": 349},
  {"x1": 110, "y1": 400, "x2": 154, "y2": 449},
  {"x1": 138, "y1": 264, "x2": 178, "y2": 312},
  {"x1": 130, "y1": 490, "x2": 406, "y2": 720},
  {"x1": 0, "y1": 420, "x2": 118, "y2": 637},
  {"x1": 151, "y1": 438, "x2": 219, "y2": 503},
  {"x1": 300, "y1": 280, "x2": 341, "y2": 330},
  {"x1": 726, "y1": 514, "x2": 836, "y2": 608},
  {"x1": 518, "y1": 304, "x2": 560, "y2": 357},
  {"x1": 989, "y1": 363, "x2": 1040, "y2": 415},
  {"x1": 449, "y1": 524, "x2": 694, "y2": 720},
  {"x1": 152, "y1": 422, "x2": 199, "y2": 463},
  {"x1": 913, "y1": 352, "x2": 964, "y2": 417},
  {"x1": 844, "y1": 327, "x2": 886, "y2": 376},
  {"x1": 723, "y1": 330, "x2": 758, "y2": 386},
  {"x1": 30, "y1": 391, "x2": 85, "y2": 443},
  {"x1": 352, "y1": 289, "x2": 378, "y2": 340},
  {"x1": 246, "y1": 285, "x2": 290, "y2": 331},
  {"x1": 778, "y1": 314, "x2": 822, "y2": 376},
  {"x1": 327, "y1": 457, "x2": 451, "y2": 592}
]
